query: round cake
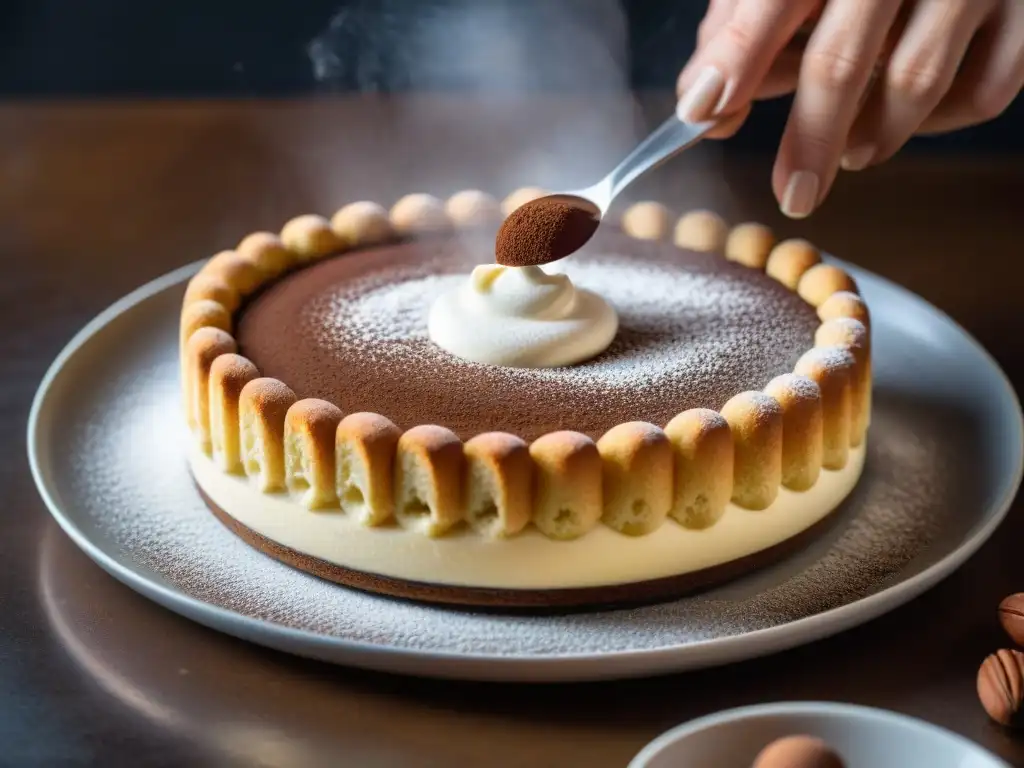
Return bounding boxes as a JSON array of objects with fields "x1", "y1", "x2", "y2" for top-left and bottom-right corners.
[{"x1": 180, "y1": 189, "x2": 871, "y2": 608}]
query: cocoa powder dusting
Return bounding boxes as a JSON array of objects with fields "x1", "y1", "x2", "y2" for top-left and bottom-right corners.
[
  {"x1": 495, "y1": 194, "x2": 600, "y2": 267},
  {"x1": 235, "y1": 231, "x2": 820, "y2": 441}
]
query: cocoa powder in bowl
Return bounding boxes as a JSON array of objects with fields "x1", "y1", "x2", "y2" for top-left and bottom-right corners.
[{"x1": 495, "y1": 194, "x2": 600, "y2": 267}]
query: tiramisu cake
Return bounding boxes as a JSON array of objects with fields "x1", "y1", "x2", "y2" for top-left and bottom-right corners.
[{"x1": 180, "y1": 188, "x2": 870, "y2": 607}]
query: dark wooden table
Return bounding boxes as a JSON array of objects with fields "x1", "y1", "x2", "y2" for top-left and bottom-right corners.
[{"x1": 3, "y1": 96, "x2": 1024, "y2": 767}]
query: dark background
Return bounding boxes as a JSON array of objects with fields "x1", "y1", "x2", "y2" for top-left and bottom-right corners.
[{"x1": 2, "y1": 0, "x2": 1022, "y2": 152}]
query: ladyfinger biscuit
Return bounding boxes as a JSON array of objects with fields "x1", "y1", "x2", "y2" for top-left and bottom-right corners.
[
  {"x1": 184, "y1": 327, "x2": 237, "y2": 450},
  {"x1": 674, "y1": 210, "x2": 728, "y2": 253},
  {"x1": 446, "y1": 190, "x2": 502, "y2": 229},
  {"x1": 183, "y1": 273, "x2": 240, "y2": 313},
  {"x1": 238, "y1": 378, "x2": 297, "y2": 493},
  {"x1": 529, "y1": 431, "x2": 602, "y2": 540},
  {"x1": 795, "y1": 347, "x2": 856, "y2": 470},
  {"x1": 765, "y1": 239, "x2": 822, "y2": 290},
  {"x1": 180, "y1": 299, "x2": 231, "y2": 358},
  {"x1": 281, "y1": 214, "x2": 344, "y2": 262},
  {"x1": 664, "y1": 408, "x2": 734, "y2": 529},
  {"x1": 335, "y1": 412, "x2": 402, "y2": 526},
  {"x1": 208, "y1": 353, "x2": 260, "y2": 473},
  {"x1": 726, "y1": 222, "x2": 776, "y2": 269},
  {"x1": 622, "y1": 201, "x2": 673, "y2": 242},
  {"x1": 597, "y1": 421, "x2": 672, "y2": 536},
  {"x1": 720, "y1": 391, "x2": 784, "y2": 510},
  {"x1": 764, "y1": 373, "x2": 824, "y2": 491},
  {"x1": 236, "y1": 232, "x2": 293, "y2": 279},
  {"x1": 464, "y1": 432, "x2": 533, "y2": 538},
  {"x1": 331, "y1": 201, "x2": 394, "y2": 246},
  {"x1": 817, "y1": 290, "x2": 870, "y2": 326},
  {"x1": 201, "y1": 250, "x2": 264, "y2": 296},
  {"x1": 180, "y1": 302, "x2": 232, "y2": 422},
  {"x1": 284, "y1": 398, "x2": 344, "y2": 508},
  {"x1": 394, "y1": 425, "x2": 464, "y2": 537},
  {"x1": 390, "y1": 193, "x2": 452, "y2": 235},
  {"x1": 815, "y1": 317, "x2": 871, "y2": 446},
  {"x1": 798, "y1": 264, "x2": 858, "y2": 307}
]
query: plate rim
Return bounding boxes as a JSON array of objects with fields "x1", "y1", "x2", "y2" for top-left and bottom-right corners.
[
  {"x1": 26, "y1": 257, "x2": 1024, "y2": 681},
  {"x1": 626, "y1": 700, "x2": 1012, "y2": 767}
]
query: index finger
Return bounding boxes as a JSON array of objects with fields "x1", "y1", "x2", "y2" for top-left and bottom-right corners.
[
  {"x1": 676, "y1": 0, "x2": 740, "y2": 94},
  {"x1": 676, "y1": 0, "x2": 820, "y2": 123}
]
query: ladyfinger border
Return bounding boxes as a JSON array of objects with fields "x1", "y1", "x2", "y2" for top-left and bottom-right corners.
[{"x1": 182, "y1": 189, "x2": 871, "y2": 541}]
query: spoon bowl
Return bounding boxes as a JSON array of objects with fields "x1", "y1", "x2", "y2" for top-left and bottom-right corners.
[
  {"x1": 499, "y1": 116, "x2": 714, "y2": 267},
  {"x1": 494, "y1": 193, "x2": 602, "y2": 268}
]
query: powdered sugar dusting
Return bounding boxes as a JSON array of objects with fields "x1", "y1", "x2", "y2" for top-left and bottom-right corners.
[
  {"x1": 237, "y1": 238, "x2": 821, "y2": 439},
  {"x1": 769, "y1": 373, "x2": 821, "y2": 400},
  {"x1": 722, "y1": 390, "x2": 783, "y2": 428},
  {"x1": 343, "y1": 272, "x2": 458, "y2": 343},
  {"x1": 45, "y1": 316, "x2": 973, "y2": 659},
  {"x1": 320, "y1": 256, "x2": 808, "y2": 390},
  {"x1": 798, "y1": 345, "x2": 856, "y2": 373}
]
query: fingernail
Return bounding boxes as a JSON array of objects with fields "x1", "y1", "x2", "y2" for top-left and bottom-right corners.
[
  {"x1": 840, "y1": 145, "x2": 875, "y2": 172},
  {"x1": 781, "y1": 171, "x2": 820, "y2": 219},
  {"x1": 676, "y1": 66, "x2": 726, "y2": 123},
  {"x1": 714, "y1": 77, "x2": 737, "y2": 115}
]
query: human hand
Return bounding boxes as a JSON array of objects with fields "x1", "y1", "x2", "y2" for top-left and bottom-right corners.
[{"x1": 676, "y1": 0, "x2": 1024, "y2": 218}]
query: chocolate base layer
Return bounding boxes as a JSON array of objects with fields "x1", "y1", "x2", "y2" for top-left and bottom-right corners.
[
  {"x1": 196, "y1": 479, "x2": 848, "y2": 612},
  {"x1": 236, "y1": 230, "x2": 820, "y2": 441}
]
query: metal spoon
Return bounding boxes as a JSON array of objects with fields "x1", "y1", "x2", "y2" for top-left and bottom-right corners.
[
  {"x1": 508, "y1": 115, "x2": 714, "y2": 267},
  {"x1": 559, "y1": 115, "x2": 715, "y2": 217}
]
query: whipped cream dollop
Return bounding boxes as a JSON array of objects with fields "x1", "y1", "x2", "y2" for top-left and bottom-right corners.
[{"x1": 427, "y1": 264, "x2": 618, "y2": 367}]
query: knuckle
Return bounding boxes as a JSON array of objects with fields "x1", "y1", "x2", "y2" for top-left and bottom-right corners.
[
  {"x1": 785, "y1": 121, "x2": 836, "y2": 163},
  {"x1": 796, "y1": 129, "x2": 835, "y2": 157},
  {"x1": 886, "y1": 60, "x2": 950, "y2": 104},
  {"x1": 803, "y1": 45, "x2": 865, "y2": 89},
  {"x1": 718, "y1": 18, "x2": 760, "y2": 56}
]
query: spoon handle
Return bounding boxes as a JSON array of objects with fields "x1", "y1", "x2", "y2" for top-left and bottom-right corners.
[{"x1": 604, "y1": 116, "x2": 714, "y2": 205}]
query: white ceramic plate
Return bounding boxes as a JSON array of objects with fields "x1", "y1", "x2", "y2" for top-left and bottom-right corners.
[
  {"x1": 629, "y1": 701, "x2": 1011, "y2": 767},
  {"x1": 27, "y1": 257, "x2": 1023, "y2": 682}
]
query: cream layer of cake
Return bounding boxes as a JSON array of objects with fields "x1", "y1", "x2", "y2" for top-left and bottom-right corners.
[{"x1": 191, "y1": 443, "x2": 864, "y2": 589}]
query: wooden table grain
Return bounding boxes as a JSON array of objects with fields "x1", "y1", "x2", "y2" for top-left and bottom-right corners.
[{"x1": 3, "y1": 96, "x2": 1024, "y2": 767}]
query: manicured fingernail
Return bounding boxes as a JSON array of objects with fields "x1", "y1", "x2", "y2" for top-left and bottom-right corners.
[
  {"x1": 676, "y1": 66, "x2": 726, "y2": 123},
  {"x1": 714, "y1": 77, "x2": 737, "y2": 115},
  {"x1": 841, "y1": 145, "x2": 875, "y2": 172},
  {"x1": 781, "y1": 171, "x2": 820, "y2": 219}
]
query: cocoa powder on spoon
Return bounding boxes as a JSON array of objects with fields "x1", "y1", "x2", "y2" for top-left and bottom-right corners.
[{"x1": 495, "y1": 194, "x2": 600, "y2": 268}]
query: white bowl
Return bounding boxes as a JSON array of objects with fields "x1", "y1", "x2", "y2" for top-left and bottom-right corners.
[{"x1": 629, "y1": 702, "x2": 1010, "y2": 768}]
